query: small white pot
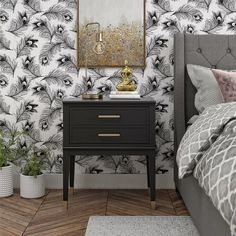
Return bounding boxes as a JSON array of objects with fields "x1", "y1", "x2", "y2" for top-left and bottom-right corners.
[
  {"x1": 0, "y1": 165, "x2": 13, "y2": 198},
  {"x1": 20, "y1": 173, "x2": 45, "y2": 199}
]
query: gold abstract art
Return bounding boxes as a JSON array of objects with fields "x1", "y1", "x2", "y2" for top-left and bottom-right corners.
[{"x1": 78, "y1": 0, "x2": 145, "y2": 67}]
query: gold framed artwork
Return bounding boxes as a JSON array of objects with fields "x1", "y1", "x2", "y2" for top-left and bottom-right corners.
[{"x1": 78, "y1": 0, "x2": 146, "y2": 67}]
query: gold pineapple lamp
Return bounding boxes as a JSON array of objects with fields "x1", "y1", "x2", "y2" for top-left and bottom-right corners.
[{"x1": 116, "y1": 60, "x2": 137, "y2": 92}]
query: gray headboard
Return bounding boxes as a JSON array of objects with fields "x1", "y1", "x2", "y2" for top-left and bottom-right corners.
[
  {"x1": 174, "y1": 33, "x2": 236, "y2": 153},
  {"x1": 173, "y1": 34, "x2": 233, "y2": 236}
]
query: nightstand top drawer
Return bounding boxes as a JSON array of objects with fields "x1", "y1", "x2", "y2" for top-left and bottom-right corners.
[{"x1": 69, "y1": 107, "x2": 149, "y2": 125}]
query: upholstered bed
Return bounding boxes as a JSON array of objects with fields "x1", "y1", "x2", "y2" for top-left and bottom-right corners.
[{"x1": 174, "y1": 33, "x2": 235, "y2": 236}]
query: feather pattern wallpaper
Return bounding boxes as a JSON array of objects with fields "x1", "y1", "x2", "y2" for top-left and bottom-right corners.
[{"x1": 0, "y1": 0, "x2": 236, "y2": 180}]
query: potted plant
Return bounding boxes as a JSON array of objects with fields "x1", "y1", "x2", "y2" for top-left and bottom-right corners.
[
  {"x1": 20, "y1": 148, "x2": 45, "y2": 199},
  {"x1": 0, "y1": 130, "x2": 22, "y2": 198}
]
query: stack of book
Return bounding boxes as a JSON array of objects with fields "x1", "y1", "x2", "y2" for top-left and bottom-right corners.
[{"x1": 109, "y1": 91, "x2": 141, "y2": 100}]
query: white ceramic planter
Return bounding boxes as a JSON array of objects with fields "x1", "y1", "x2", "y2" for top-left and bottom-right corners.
[
  {"x1": 0, "y1": 165, "x2": 13, "y2": 198},
  {"x1": 20, "y1": 173, "x2": 45, "y2": 199}
]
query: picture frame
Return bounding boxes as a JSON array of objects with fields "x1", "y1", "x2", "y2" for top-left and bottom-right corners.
[{"x1": 77, "y1": 0, "x2": 146, "y2": 68}]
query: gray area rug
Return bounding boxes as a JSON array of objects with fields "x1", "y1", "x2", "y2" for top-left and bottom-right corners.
[{"x1": 85, "y1": 216, "x2": 200, "y2": 236}]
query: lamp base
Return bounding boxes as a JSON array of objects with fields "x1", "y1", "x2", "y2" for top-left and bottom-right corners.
[{"x1": 82, "y1": 94, "x2": 103, "y2": 100}]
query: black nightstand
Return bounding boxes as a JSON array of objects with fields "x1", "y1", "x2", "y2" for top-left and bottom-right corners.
[{"x1": 63, "y1": 97, "x2": 156, "y2": 208}]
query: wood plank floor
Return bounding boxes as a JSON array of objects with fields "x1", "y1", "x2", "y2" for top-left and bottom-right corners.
[{"x1": 0, "y1": 189, "x2": 189, "y2": 236}]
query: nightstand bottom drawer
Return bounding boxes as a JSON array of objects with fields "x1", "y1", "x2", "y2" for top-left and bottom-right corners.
[{"x1": 70, "y1": 127, "x2": 148, "y2": 144}]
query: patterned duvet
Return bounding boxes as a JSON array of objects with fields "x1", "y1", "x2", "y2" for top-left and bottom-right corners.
[{"x1": 176, "y1": 102, "x2": 236, "y2": 236}]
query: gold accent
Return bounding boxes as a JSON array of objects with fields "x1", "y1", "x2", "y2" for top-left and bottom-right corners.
[
  {"x1": 98, "y1": 133, "x2": 121, "y2": 137},
  {"x1": 82, "y1": 94, "x2": 103, "y2": 100},
  {"x1": 98, "y1": 115, "x2": 121, "y2": 119},
  {"x1": 151, "y1": 201, "x2": 156, "y2": 210},
  {"x1": 64, "y1": 201, "x2": 68, "y2": 210},
  {"x1": 70, "y1": 187, "x2": 75, "y2": 195},
  {"x1": 116, "y1": 60, "x2": 137, "y2": 91}
]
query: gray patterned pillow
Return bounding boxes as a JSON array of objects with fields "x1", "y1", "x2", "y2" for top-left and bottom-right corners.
[
  {"x1": 177, "y1": 102, "x2": 236, "y2": 179},
  {"x1": 187, "y1": 64, "x2": 224, "y2": 113}
]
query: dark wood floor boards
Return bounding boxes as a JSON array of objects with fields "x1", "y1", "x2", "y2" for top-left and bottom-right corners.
[{"x1": 0, "y1": 189, "x2": 189, "y2": 236}]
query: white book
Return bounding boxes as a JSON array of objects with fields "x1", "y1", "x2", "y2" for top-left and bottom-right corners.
[
  {"x1": 110, "y1": 91, "x2": 139, "y2": 95},
  {"x1": 109, "y1": 94, "x2": 141, "y2": 100}
]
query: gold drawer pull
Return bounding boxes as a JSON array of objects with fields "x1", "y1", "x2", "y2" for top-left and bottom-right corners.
[
  {"x1": 98, "y1": 133, "x2": 121, "y2": 137},
  {"x1": 98, "y1": 115, "x2": 121, "y2": 119}
]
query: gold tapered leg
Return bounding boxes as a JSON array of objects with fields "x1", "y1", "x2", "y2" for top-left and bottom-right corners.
[
  {"x1": 70, "y1": 187, "x2": 75, "y2": 195},
  {"x1": 63, "y1": 201, "x2": 68, "y2": 210},
  {"x1": 151, "y1": 201, "x2": 156, "y2": 210}
]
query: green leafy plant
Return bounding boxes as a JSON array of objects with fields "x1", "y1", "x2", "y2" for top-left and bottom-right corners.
[
  {"x1": 0, "y1": 130, "x2": 23, "y2": 169},
  {"x1": 0, "y1": 136, "x2": 7, "y2": 168},
  {"x1": 21, "y1": 147, "x2": 46, "y2": 178}
]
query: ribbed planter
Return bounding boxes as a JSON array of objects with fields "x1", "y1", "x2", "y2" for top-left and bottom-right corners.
[
  {"x1": 0, "y1": 165, "x2": 13, "y2": 198},
  {"x1": 20, "y1": 174, "x2": 45, "y2": 199}
]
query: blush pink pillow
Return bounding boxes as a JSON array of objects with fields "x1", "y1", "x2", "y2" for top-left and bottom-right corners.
[{"x1": 212, "y1": 69, "x2": 236, "y2": 102}]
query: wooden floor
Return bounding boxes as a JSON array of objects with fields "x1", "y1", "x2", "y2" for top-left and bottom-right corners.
[{"x1": 0, "y1": 189, "x2": 189, "y2": 236}]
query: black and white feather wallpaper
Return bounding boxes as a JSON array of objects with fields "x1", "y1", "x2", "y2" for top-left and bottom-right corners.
[{"x1": 0, "y1": 0, "x2": 236, "y2": 178}]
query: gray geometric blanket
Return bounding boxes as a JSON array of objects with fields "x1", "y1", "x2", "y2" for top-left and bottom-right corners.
[
  {"x1": 176, "y1": 102, "x2": 236, "y2": 235},
  {"x1": 194, "y1": 119, "x2": 236, "y2": 236}
]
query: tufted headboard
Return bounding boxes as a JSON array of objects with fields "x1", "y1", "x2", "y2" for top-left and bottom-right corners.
[{"x1": 174, "y1": 33, "x2": 236, "y2": 152}]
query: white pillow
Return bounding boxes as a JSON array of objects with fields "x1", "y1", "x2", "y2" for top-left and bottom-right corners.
[{"x1": 187, "y1": 64, "x2": 224, "y2": 113}]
